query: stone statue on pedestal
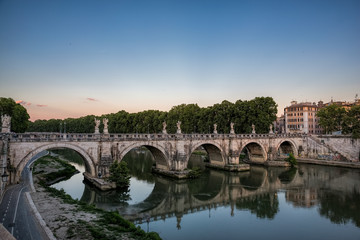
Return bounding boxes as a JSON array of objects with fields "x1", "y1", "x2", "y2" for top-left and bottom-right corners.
[
  {"x1": 269, "y1": 124, "x2": 274, "y2": 134},
  {"x1": 1, "y1": 114, "x2": 11, "y2": 133},
  {"x1": 252, "y1": 124, "x2": 256, "y2": 134},
  {"x1": 213, "y1": 124, "x2": 218, "y2": 134},
  {"x1": 162, "y1": 121, "x2": 167, "y2": 134},
  {"x1": 176, "y1": 121, "x2": 181, "y2": 134},
  {"x1": 103, "y1": 118, "x2": 109, "y2": 134},
  {"x1": 94, "y1": 118, "x2": 100, "y2": 134},
  {"x1": 230, "y1": 122, "x2": 235, "y2": 134}
]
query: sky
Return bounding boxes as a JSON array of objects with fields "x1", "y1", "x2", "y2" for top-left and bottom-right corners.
[{"x1": 0, "y1": 0, "x2": 359, "y2": 121}]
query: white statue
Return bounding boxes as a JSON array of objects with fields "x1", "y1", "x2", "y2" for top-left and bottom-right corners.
[
  {"x1": 176, "y1": 121, "x2": 181, "y2": 134},
  {"x1": 230, "y1": 122, "x2": 235, "y2": 134},
  {"x1": 94, "y1": 118, "x2": 100, "y2": 134},
  {"x1": 213, "y1": 123, "x2": 218, "y2": 134},
  {"x1": 162, "y1": 121, "x2": 167, "y2": 134},
  {"x1": 1, "y1": 114, "x2": 11, "y2": 133},
  {"x1": 252, "y1": 124, "x2": 256, "y2": 134},
  {"x1": 103, "y1": 118, "x2": 109, "y2": 134},
  {"x1": 269, "y1": 124, "x2": 274, "y2": 134}
]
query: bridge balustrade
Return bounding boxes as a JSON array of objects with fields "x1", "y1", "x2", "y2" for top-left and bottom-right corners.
[{"x1": 2, "y1": 132, "x2": 306, "y2": 142}]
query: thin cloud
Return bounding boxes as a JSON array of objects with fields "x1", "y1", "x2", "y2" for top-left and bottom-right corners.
[
  {"x1": 16, "y1": 100, "x2": 32, "y2": 106},
  {"x1": 36, "y1": 104, "x2": 48, "y2": 107},
  {"x1": 87, "y1": 97, "x2": 98, "y2": 102}
]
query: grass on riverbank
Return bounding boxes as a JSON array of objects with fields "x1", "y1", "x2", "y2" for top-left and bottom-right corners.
[
  {"x1": 33, "y1": 153, "x2": 161, "y2": 239},
  {"x1": 38, "y1": 181, "x2": 161, "y2": 240},
  {"x1": 33, "y1": 155, "x2": 79, "y2": 184}
]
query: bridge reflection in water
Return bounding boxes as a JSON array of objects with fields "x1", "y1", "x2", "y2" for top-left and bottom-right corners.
[{"x1": 76, "y1": 149, "x2": 360, "y2": 230}]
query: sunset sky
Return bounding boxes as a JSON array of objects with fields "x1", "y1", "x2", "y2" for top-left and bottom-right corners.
[{"x1": 1, "y1": 0, "x2": 359, "y2": 121}]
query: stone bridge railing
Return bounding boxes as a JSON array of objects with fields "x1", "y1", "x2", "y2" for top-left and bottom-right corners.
[{"x1": 4, "y1": 132, "x2": 305, "y2": 142}]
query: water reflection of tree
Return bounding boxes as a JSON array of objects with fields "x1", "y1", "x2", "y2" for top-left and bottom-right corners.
[
  {"x1": 188, "y1": 170, "x2": 222, "y2": 201},
  {"x1": 81, "y1": 183, "x2": 131, "y2": 207},
  {"x1": 318, "y1": 191, "x2": 360, "y2": 227},
  {"x1": 240, "y1": 167, "x2": 267, "y2": 191},
  {"x1": 50, "y1": 148, "x2": 85, "y2": 165},
  {"x1": 278, "y1": 167, "x2": 297, "y2": 184},
  {"x1": 236, "y1": 193, "x2": 279, "y2": 219},
  {"x1": 123, "y1": 149, "x2": 155, "y2": 182}
]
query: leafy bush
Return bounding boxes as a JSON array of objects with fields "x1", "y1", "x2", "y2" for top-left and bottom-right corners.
[
  {"x1": 285, "y1": 153, "x2": 297, "y2": 167},
  {"x1": 108, "y1": 161, "x2": 131, "y2": 188}
]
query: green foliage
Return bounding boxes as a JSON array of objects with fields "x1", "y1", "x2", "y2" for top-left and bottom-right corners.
[
  {"x1": 342, "y1": 105, "x2": 360, "y2": 139},
  {"x1": 317, "y1": 104, "x2": 346, "y2": 134},
  {"x1": 318, "y1": 104, "x2": 360, "y2": 138},
  {"x1": 25, "y1": 97, "x2": 278, "y2": 134},
  {"x1": 108, "y1": 161, "x2": 131, "y2": 188},
  {"x1": 34, "y1": 155, "x2": 78, "y2": 184},
  {"x1": 187, "y1": 167, "x2": 203, "y2": 178},
  {"x1": 285, "y1": 153, "x2": 297, "y2": 167},
  {"x1": 0, "y1": 97, "x2": 30, "y2": 132},
  {"x1": 50, "y1": 148, "x2": 84, "y2": 165}
]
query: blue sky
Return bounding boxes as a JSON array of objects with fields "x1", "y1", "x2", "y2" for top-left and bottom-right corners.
[{"x1": 0, "y1": 0, "x2": 359, "y2": 120}]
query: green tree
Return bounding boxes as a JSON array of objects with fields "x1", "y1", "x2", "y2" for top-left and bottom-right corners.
[
  {"x1": 317, "y1": 104, "x2": 346, "y2": 134},
  {"x1": 108, "y1": 161, "x2": 131, "y2": 188},
  {"x1": 0, "y1": 97, "x2": 30, "y2": 133},
  {"x1": 342, "y1": 105, "x2": 360, "y2": 138}
]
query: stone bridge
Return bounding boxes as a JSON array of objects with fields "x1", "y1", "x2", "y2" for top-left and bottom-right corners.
[{"x1": 1, "y1": 132, "x2": 359, "y2": 184}]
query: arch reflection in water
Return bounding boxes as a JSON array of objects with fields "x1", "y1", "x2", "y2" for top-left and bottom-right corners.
[{"x1": 51, "y1": 149, "x2": 360, "y2": 240}]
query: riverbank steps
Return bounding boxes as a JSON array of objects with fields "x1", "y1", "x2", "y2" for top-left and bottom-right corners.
[{"x1": 31, "y1": 155, "x2": 161, "y2": 240}]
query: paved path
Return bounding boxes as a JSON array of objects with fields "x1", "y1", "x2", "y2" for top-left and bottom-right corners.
[{"x1": 0, "y1": 153, "x2": 49, "y2": 240}]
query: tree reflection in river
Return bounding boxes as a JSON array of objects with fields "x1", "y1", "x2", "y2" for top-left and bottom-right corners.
[{"x1": 52, "y1": 148, "x2": 360, "y2": 240}]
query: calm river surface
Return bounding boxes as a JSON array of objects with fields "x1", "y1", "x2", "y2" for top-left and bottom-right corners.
[{"x1": 52, "y1": 149, "x2": 360, "y2": 240}]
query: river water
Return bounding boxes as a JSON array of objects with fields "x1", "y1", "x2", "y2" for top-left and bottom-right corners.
[{"x1": 51, "y1": 149, "x2": 360, "y2": 240}]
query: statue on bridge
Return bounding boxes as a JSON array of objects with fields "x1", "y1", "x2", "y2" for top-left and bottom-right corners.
[
  {"x1": 103, "y1": 118, "x2": 109, "y2": 134},
  {"x1": 94, "y1": 118, "x2": 100, "y2": 134},
  {"x1": 162, "y1": 121, "x2": 167, "y2": 134},
  {"x1": 230, "y1": 122, "x2": 235, "y2": 134},
  {"x1": 213, "y1": 124, "x2": 218, "y2": 134},
  {"x1": 269, "y1": 124, "x2": 274, "y2": 134},
  {"x1": 1, "y1": 114, "x2": 11, "y2": 133},
  {"x1": 252, "y1": 124, "x2": 256, "y2": 134},
  {"x1": 176, "y1": 121, "x2": 181, "y2": 134}
]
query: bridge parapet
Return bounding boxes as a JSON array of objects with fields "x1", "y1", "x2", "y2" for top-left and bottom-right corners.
[{"x1": 6, "y1": 132, "x2": 306, "y2": 142}]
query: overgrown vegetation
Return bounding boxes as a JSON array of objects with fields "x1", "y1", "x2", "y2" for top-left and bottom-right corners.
[
  {"x1": 285, "y1": 153, "x2": 297, "y2": 168},
  {"x1": 38, "y1": 181, "x2": 161, "y2": 240},
  {"x1": 33, "y1": 155, "x2": 78, "y2": 184},
  {"x1": 108, "y1": 161, "x2": 131, "y2": 188},
  {"x1": 187, "y1": 167, "x2": 203, "y2": 178}
]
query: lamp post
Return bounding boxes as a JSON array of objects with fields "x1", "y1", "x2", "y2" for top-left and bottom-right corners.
[
  {"x1": 1, "y1": 168, "x2": 9, "y2": 196},
  {"x1": 2, "y1": 170, "x2": 9, "y2": 183}
]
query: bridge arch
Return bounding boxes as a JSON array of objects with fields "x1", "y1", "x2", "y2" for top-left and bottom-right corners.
[
  {"x1": 240, "y1": 141, "x2": 267, "y2": 163},
  {"x1": 187, "y1": 141, "x2": 225, "y2": 166},
  {"x1": 15, "y1": 142, "x2": 96, "y2": 182},
  {"x1": 118, "y1": 143, "x2": 170, "y2": 171},
  {"x1": 275, "y1": 139, "x2": 298, "y2": 159}
]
